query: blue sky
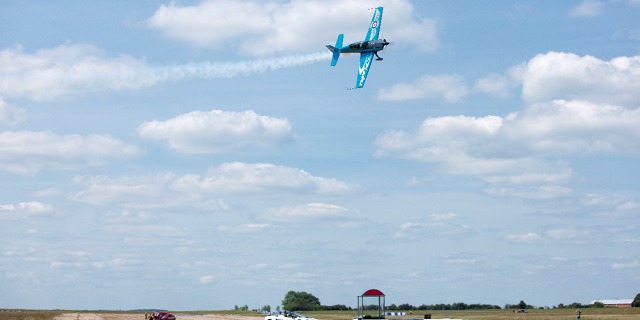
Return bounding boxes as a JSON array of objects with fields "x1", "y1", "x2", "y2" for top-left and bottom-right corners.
[{"x1": 1, "y1": 0, "x2": 640, "y2": 311}]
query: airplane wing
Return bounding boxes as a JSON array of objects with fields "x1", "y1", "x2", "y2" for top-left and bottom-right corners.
[
  {"x1": 364, "y1": 7, "x2": 383, "y2": 41},
  {"x1": 356, "y1": 52, "x2": 374, "y2": 88}
]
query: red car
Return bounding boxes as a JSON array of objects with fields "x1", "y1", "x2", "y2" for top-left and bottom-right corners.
[{"x1": 151, "y1": 311, "x2": 176, "y2": 320}]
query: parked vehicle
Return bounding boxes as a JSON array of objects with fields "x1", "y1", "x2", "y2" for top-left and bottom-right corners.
[{"x1": 149, "y1": 311, "x2": 176, "y2": 320}]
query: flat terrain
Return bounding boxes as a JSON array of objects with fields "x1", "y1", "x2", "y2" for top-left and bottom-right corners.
[
  {"x1": 0, "y1": 309, "x2": 638, "y2": 320},
  {"x1": 52, "y1": 313, "x2": 264, "y2": 320}
]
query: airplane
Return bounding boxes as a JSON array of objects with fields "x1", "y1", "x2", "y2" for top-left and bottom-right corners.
[{"x1": 326, "y1": 6, "x2": 390, "y2": 89}]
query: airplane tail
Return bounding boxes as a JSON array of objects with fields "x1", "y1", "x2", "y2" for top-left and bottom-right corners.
[{"x1": 327, "y1": 34, "x2": 343, "y2": 66}]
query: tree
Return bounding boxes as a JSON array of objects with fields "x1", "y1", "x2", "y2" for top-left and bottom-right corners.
[
  {"x1": 261, "y1": 305, "x2": 271, "y2": 313},
  {"x1": 282, "y1": 291, "x2": 321, "y2": 311},
  {"x1": 633, "y1": 293, "x2": 640, "y2": 308},
  {"x1": 516, "y1": 300, "x2": 526, "y2": 309},
  {"x1": 398, "y1": 303, "x2": 415, "y2": 311}
]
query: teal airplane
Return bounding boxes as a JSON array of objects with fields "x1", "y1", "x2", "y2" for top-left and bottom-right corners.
[{"x1": 326, "y1": 6, "x2": 389, "y2": 89}]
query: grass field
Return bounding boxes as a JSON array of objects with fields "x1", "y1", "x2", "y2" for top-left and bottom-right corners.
[
  {"x1": 301, "y1": 309, "x2": 640, "y2": 320},
  {"x1": 0, "y1": 309, "x2": 638, "y2": 320},
  {"x1": 0, "y1": 310, "x2": 64, "y2": 320}
]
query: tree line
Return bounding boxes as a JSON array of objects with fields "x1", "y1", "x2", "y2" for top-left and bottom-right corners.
[{"x1": 268, "y1": 291, "x2": 640, "y2": 312}]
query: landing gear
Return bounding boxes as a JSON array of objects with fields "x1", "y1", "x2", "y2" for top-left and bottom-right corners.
[{"x1": 374, "y1": 51, "x2": 383, "y2": 61}]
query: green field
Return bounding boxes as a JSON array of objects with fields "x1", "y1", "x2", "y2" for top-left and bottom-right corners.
[
  {"x1": 301, "y1": 309, "x2": 640, "y2": 320},
  {"x1": 1, "y1": 309, "x2": 638, "y2": 320}
]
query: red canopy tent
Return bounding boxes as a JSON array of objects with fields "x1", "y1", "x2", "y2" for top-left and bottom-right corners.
[{"x1": 355, "y1": 289, "x2": 385, "y2": 320}]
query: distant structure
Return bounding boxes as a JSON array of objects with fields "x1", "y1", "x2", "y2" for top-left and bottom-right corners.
[
  {"x1": 590, "y1": 299, "x2": 633, "y2": 308},
  {"x1": 354, "y1": 289, "x2": 386, "y2": 320}
]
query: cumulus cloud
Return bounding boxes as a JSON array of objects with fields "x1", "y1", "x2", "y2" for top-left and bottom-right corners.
[
  {"x1": 0, "y1": 131, "x2": 140, "y2": 175},
  {"x1": 72, "y1": 163, "x2": 356, "y2": 209},
  {"x1": 393, "y1": 212, "x2": 470, "y2": 239},
  {"x1": 147, "y1": 0, "x2": 439, "y2": 56},
  {"x1": 375, "y1": 99, "x2": 640, "y2": 197},
  {"x1": 569, "y1": 0, "x2": 604, "y2": 17},
  {"x1": 261, "y1": 203, "x2": 361, "y2": 224},
  {"x1": 485, "y1": 185, "x2": 573, "y2": 200},
  {"x1": 172, "y1": 162, "x2": 356, "y2": 195},
  {"x1": 473, "y1": 73, "x2": 517, "y2": 98},
  {"x1": 0, "y1": 98, "x2": 26, "y2": 125},
  {"x1": 377, "y1": 74, "x2": 468, "y2": 102},
  {"x1": 0, "y1": 44, "x2": 330, "y2": 100},
  {"x1": 506, "y1": 227, "x2": 597, "y2": 245},
  {"x1": 506, "y1": 99, "x2": 640, "y2": 155},
  {"x1": 581, "y1": 193, "x2": 640, "y2": 217},
  {"x1": 504, "y1": 232, "x2": 541, "y2": 244},
  {"x1": 217, "y1": 223, "x2": 273, "y2": 233},
  {"x1": 72, "y1": 173, "x2": 180, "y2": 207},
  {"x1": 517, "y1": 52, "x2": 640, "y2": 105},
  {"x1": 611, "y1": 260, "x2": 640, "y2": 269},
  {"x1": 138, "y1": 110, "x2": 294, "y2": 153},
  {"x1": 0, "y1": 201, "x2": 53, "y2": 220},
  {"x1": 0, "y1": 44, "x2": 154, "y2": 101},
  {"x1": 198, "y1": 275, "x2": 215, "y2": 284}
]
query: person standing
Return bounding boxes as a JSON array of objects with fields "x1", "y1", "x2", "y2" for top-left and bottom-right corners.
[{"x1": 576, "y1": 308, "x2": 581, "y2": 320}]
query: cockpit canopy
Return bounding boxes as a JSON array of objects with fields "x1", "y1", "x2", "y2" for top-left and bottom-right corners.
[{"x1": 349, "y1": 41, "x2": 369, "y2": 50}]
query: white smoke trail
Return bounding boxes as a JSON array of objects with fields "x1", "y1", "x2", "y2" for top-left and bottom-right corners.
[
  {"x1": 0, "y1": 44, "x2": 332, "y2": 100},
  {"x1": 152, "y1": 51, "x2": 332, "y2": 81}
]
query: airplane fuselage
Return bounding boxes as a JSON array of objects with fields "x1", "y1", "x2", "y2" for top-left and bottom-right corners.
[{"x1": 339, "y1": 39, "x2": 389, "y2": 54}]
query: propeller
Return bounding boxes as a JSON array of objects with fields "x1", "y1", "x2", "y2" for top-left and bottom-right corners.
[{"x1": 378, "y1": 38, "x2": 393, "y2": 58}]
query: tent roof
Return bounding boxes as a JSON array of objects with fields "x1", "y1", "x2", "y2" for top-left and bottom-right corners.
[{"x1": 362, "y1": 289, "x2": 385, "y2": 296}]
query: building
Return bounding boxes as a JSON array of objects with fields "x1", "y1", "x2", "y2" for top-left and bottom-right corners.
[{"x1": 590, "y1": 299, "x2": 634, "y2": 308}]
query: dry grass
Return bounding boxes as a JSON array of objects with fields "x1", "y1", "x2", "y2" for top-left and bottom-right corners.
[{"x1": 0, "y1": 310, "x2": 64, "y2": 320}]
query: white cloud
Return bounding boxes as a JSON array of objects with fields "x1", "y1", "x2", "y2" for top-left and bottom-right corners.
[
  {"x1": 71, "y1": 172, "x2": 181, "y2": 207},
  {"x1": 0, "y1": 201, "x2": 53, "y2": 220},
  {"x1": 581, "y1": 193, "x2": 640, "y2": 216},
  {"x1": 217, "y1": 223, "x2": 273, "y2": 233},
  {"x1": 486, "y1": 186, "x2": 573, "y2": 200},
  {"x1": 172, "y1": 162, "x2": 356, "y2": 195},
  {"x1": 138, "y1": 110, "x2": 294, "y2": 153},
  {"x1": 569, "y1": 0, "x2": 604, "y2": 17},
  {"x1": 261, "y1": 203, "x2": 361, "y2": 223},
  {"x1": 376, "y1": 99, "x2": 640, "y2": 194},
  {"x1": 0, "y1": 44, "x2": 155, "y2": 101},
  {"x1": 0, "y1": 98, "x2": 26, "y2": 125},
  {"x1": 611, "y1": 260, "x2": 640, "y2": 269},
  {"x1": 0, "y1": 131, "x2": 140, "y2": 175},
  {"x1": 198, "y1": 275, "x2": 215, "y2": 284},
  {"x1": 393, "y1": 212, "x2": 470, "y2": 239},
  {"x1": 377, "y1": 74, "x2": 468, "y2": 102},
  {"x1": 504, "y1": 232, "x2": 541, "y2": 243},
  {"x1": 72, "y1": 163, "x2": 356, "y2": 209},
  {"x1": 445, "y1": 258, "x2": 477, "y2": 265},
  {"x1": 506, "y1": 227, "x2": 599, "y2": 245},
  {"x1": 147, "y1": 0, "x2": 439, "y2": 56},
  {"x1": 506, "y1": 100, "x2": 640, "y2": 155},
  {"x1": 518, "y1": 52, "x2": 640, "y2": 105},
  {"x1": 473, "y1": 73, "x2": 516, "y2": 98}
]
